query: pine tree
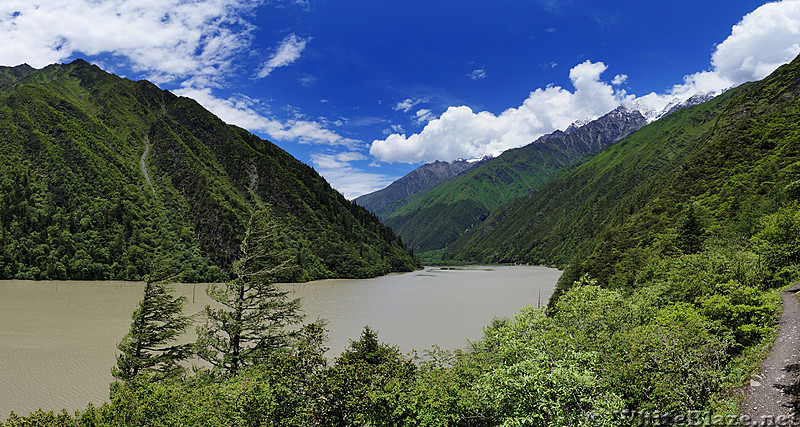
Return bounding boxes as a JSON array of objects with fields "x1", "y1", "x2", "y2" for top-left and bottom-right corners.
[
  {"x1": 677, "y1": 202, "x2": 707, "y2": 254},
  {"x1": 196, "y1": 210, "x2": 304, "y2": 376},
  {"x1": 112, "y1": 274, "x2": 193, "y2": 381}
]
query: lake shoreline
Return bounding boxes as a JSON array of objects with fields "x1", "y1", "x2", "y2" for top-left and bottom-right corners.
[{"x1": 0, "y1": 265, "x2": 561, "y2": 420}]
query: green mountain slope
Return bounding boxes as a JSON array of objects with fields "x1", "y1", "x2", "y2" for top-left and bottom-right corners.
[
  {"x1": 446, "y1": 54, "x2": 800, "y2": 297},
  {"x1": 354, "y1": 158, "x2": 486, "y2": 220},
  {"x1": 444, "y1": 90, "x2": 740, "y2": 265},
  {"x1": 0, "y1": 60, "x2": 419, "y2": 281},
  {"x1": 384, "y1": 107, "x2": 647, "y2": 253}
]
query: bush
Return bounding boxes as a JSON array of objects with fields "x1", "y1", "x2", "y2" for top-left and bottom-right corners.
[
  {"x1": 698, "y1": 281, "x2": 776, "y2": 350},
  {"x1": 753, "y1": 203, "x2": 800, "y2": 283}
]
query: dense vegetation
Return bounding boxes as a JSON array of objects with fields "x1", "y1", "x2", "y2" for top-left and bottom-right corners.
[
  {"x1": 441, "y1": 89, "x2": 738, "y2": 267},
  {"x1": 444, "y1": 54, "x2": 800, "y2": 293},
  {"x1": 355, "y1": 159, "x2": 486, "y2": 221},
  {"x1": 5, "y1": 56, "x2": 800, "y2": 425},
  {"x1": 0, "y1": 250, "x2": 784, "y2": 425},
  {"x1": 382, "y1": 107, "x2": 646, "y2": 255},
  {"x1": 0, "y1": 60, "x2": 419, "y2": 282}
]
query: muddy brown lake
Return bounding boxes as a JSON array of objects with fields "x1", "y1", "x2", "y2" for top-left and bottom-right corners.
[{"x1": 0, "y1": 265, "x2": 560, "y2": 420}]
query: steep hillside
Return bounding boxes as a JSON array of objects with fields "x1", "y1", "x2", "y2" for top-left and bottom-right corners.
[
  {"x1": 384, "y1": 107, "x2": 647, "y2": 254},
  {"x1": 446, "y1": 53, "x2": 800, "y2": 298},
  {"x1": 354, "y1": 158, "x2": 486, "y2": 220},
  {"x1": 443, "y1": 91, "x2": 741, "y2": 266},
  {"x1": 0, "y1": 60, "x2": 419, "y2": 282}
]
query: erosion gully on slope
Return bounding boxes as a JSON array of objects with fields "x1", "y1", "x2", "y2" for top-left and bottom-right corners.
[{"x1": 140, "y1": 135, "x2": 154, "y2": 195}]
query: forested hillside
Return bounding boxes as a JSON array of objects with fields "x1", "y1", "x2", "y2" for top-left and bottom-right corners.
[
  {"x1": 354, "y1": 158, "x2": 485, "y2": 220},
  {"x1": 0, "y1": 60, "x2": 419, "y2": 282},
  {"x1": 446, "y1": 53, "x2": 800, "y2": 305},
  {"x1": 383, "y1": 107, "x2": 647, "y2": 254},
  {"x1": 444, "y1": 88, "x2": 742, "y2": 266},
  {"x1": 8, "y1": 54, "x2": 800, "y2": 427}
]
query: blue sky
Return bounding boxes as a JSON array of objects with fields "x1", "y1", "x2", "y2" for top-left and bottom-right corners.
[{"x1": 1, "y1": 0, "x2": 800, "y2": 198}]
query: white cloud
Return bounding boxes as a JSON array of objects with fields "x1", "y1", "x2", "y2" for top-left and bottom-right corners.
[
  {"x1": 0, "y1": 0, "x2": 258, "y2": 84},
  {"x1": 310, "y1": 151, "x2": 366, "y2": 169},
  {"x1": 467, "y1": 69, "x2": 487, "y2": 80},
  {"x1": 371, "y1": 0, "x2": 800, "y2": 164},
  {"x1": 293, "y1": 0, "x2": 311, "y2": 8},
  {"x1": 310, "y1": 152, "x2": 397, "y2": 199},
  {"x1": 713, "y1": 1, "x2": 800, "y2": 83},
  {"x1": 174, "y1": 86, "x2": 360, "y2": 148},
  {"x1": 394, "y1": 98, "x2": 424, "y2": 113},
  {"x1": 268, "y1": 119, "x2": 359, "y2": 146},
  {"x1": 414, "y1": 109, "x2": 435, "y2": 124},
  {"x1": 256, "y1": 33, "x2": 310, "y2": 78},
  {"x1": 631, "y1": 0, "x2": 800, "y2": 116},
  {"x1": 371, "y1": 60, "x2": 624, "y2": 164},
  {"x1": 298, "y1": 74, "x2": 317, "y2": 87},
  {"x1": 382, "y1": 124, "x2": 405, "y2": 135},
  {"x1": 0, "y1": 0, "x2": 389, "y2": 201}
]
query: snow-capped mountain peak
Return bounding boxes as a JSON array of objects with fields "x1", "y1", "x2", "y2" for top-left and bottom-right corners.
[{"x1": 630, "y1": 90, "x2": 725, "y2": 123}]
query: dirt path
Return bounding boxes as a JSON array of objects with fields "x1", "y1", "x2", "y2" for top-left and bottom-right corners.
[
  {"x1": 140, "y1": 135, "x2": 154, "y2": 194},
  {"x1": 740, "y1": 283, "x2": 800, "y2": 426}
]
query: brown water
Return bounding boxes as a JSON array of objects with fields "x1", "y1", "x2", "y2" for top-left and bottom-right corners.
[{"x1": 0, "y1": 265, "x2": 560, "y2": 420}]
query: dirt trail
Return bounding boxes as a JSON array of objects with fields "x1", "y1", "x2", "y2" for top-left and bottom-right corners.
[
  {"x1": 141, "y1": 135, "x2": 154, "y2": 194},
  {"x1": 741, "y1": 283, "x2": 800, "y2": 426}
]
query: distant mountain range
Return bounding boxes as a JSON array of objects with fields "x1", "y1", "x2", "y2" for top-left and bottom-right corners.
[
  {"x1": 356, "y1": 106, "x2": 647, "y2": 254},
  {"x1": 445, "y1": 53, "x2": 800, "y2": 291},
  {"x1": 0, "y1": 59, "x2": 419, "y2": 281},
  {"x1": 356, "y1": 89, "x2": 721, "y2": 257},
  {"x1": 354, "y1": 157, "x2": 490, "y2": 220}
]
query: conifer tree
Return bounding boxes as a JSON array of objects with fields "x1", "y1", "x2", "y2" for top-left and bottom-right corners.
[
  {"x1": 677, "y1": 202, "x2": 707, "y2": 254},
  {"x1": 113, "y1": 274, "x2": 193, "y2": 381},
  {"x1": 196, "y1": 210, "x2": 303, "y2": 376}
]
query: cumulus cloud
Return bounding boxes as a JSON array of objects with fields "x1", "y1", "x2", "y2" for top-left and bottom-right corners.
[
  {"x1": 713, "y1": 1, "x2": 800, "y2": 83},
  {"x1": 631, "y1": 0, "x2": 800, "y2": 116},
  {"x1": 371, "y1": 60, "x2": 623, "y2": 163},
  {"x1": 174, "y1": 86, "x2": 360, "y2": 148},
  {"x1": 390, "y1": 124, "x2": 405, "y2": 133},
  {"x1": 611, "y1": 74, "x2": 628, "y2": 85},
  {"x1": 0, "y1": 1, "x2": 332, "y2": 149},
  {"x1": 256, "y1": 33, "x2": 310, "y2": 78},
  {"x1": 372, "y1": 0, "x2": 800, "y2": 164},
  {"x1": 0, "y1": 0, "x2": 258, "y2": 84},
  {"x1": 310, "y1": 152, "x2": 397, "y2": 199},
  {"x1": 382, "y1": 124, "x2": 405, "y2": 135}
]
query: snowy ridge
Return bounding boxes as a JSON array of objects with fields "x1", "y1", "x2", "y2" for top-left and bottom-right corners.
[
  {"x1": 559, "y1": 89, "x2": 724, "y2": 140},
  {"x1": 629, "y1": 90, "x2": 726, "y2": 123}
]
